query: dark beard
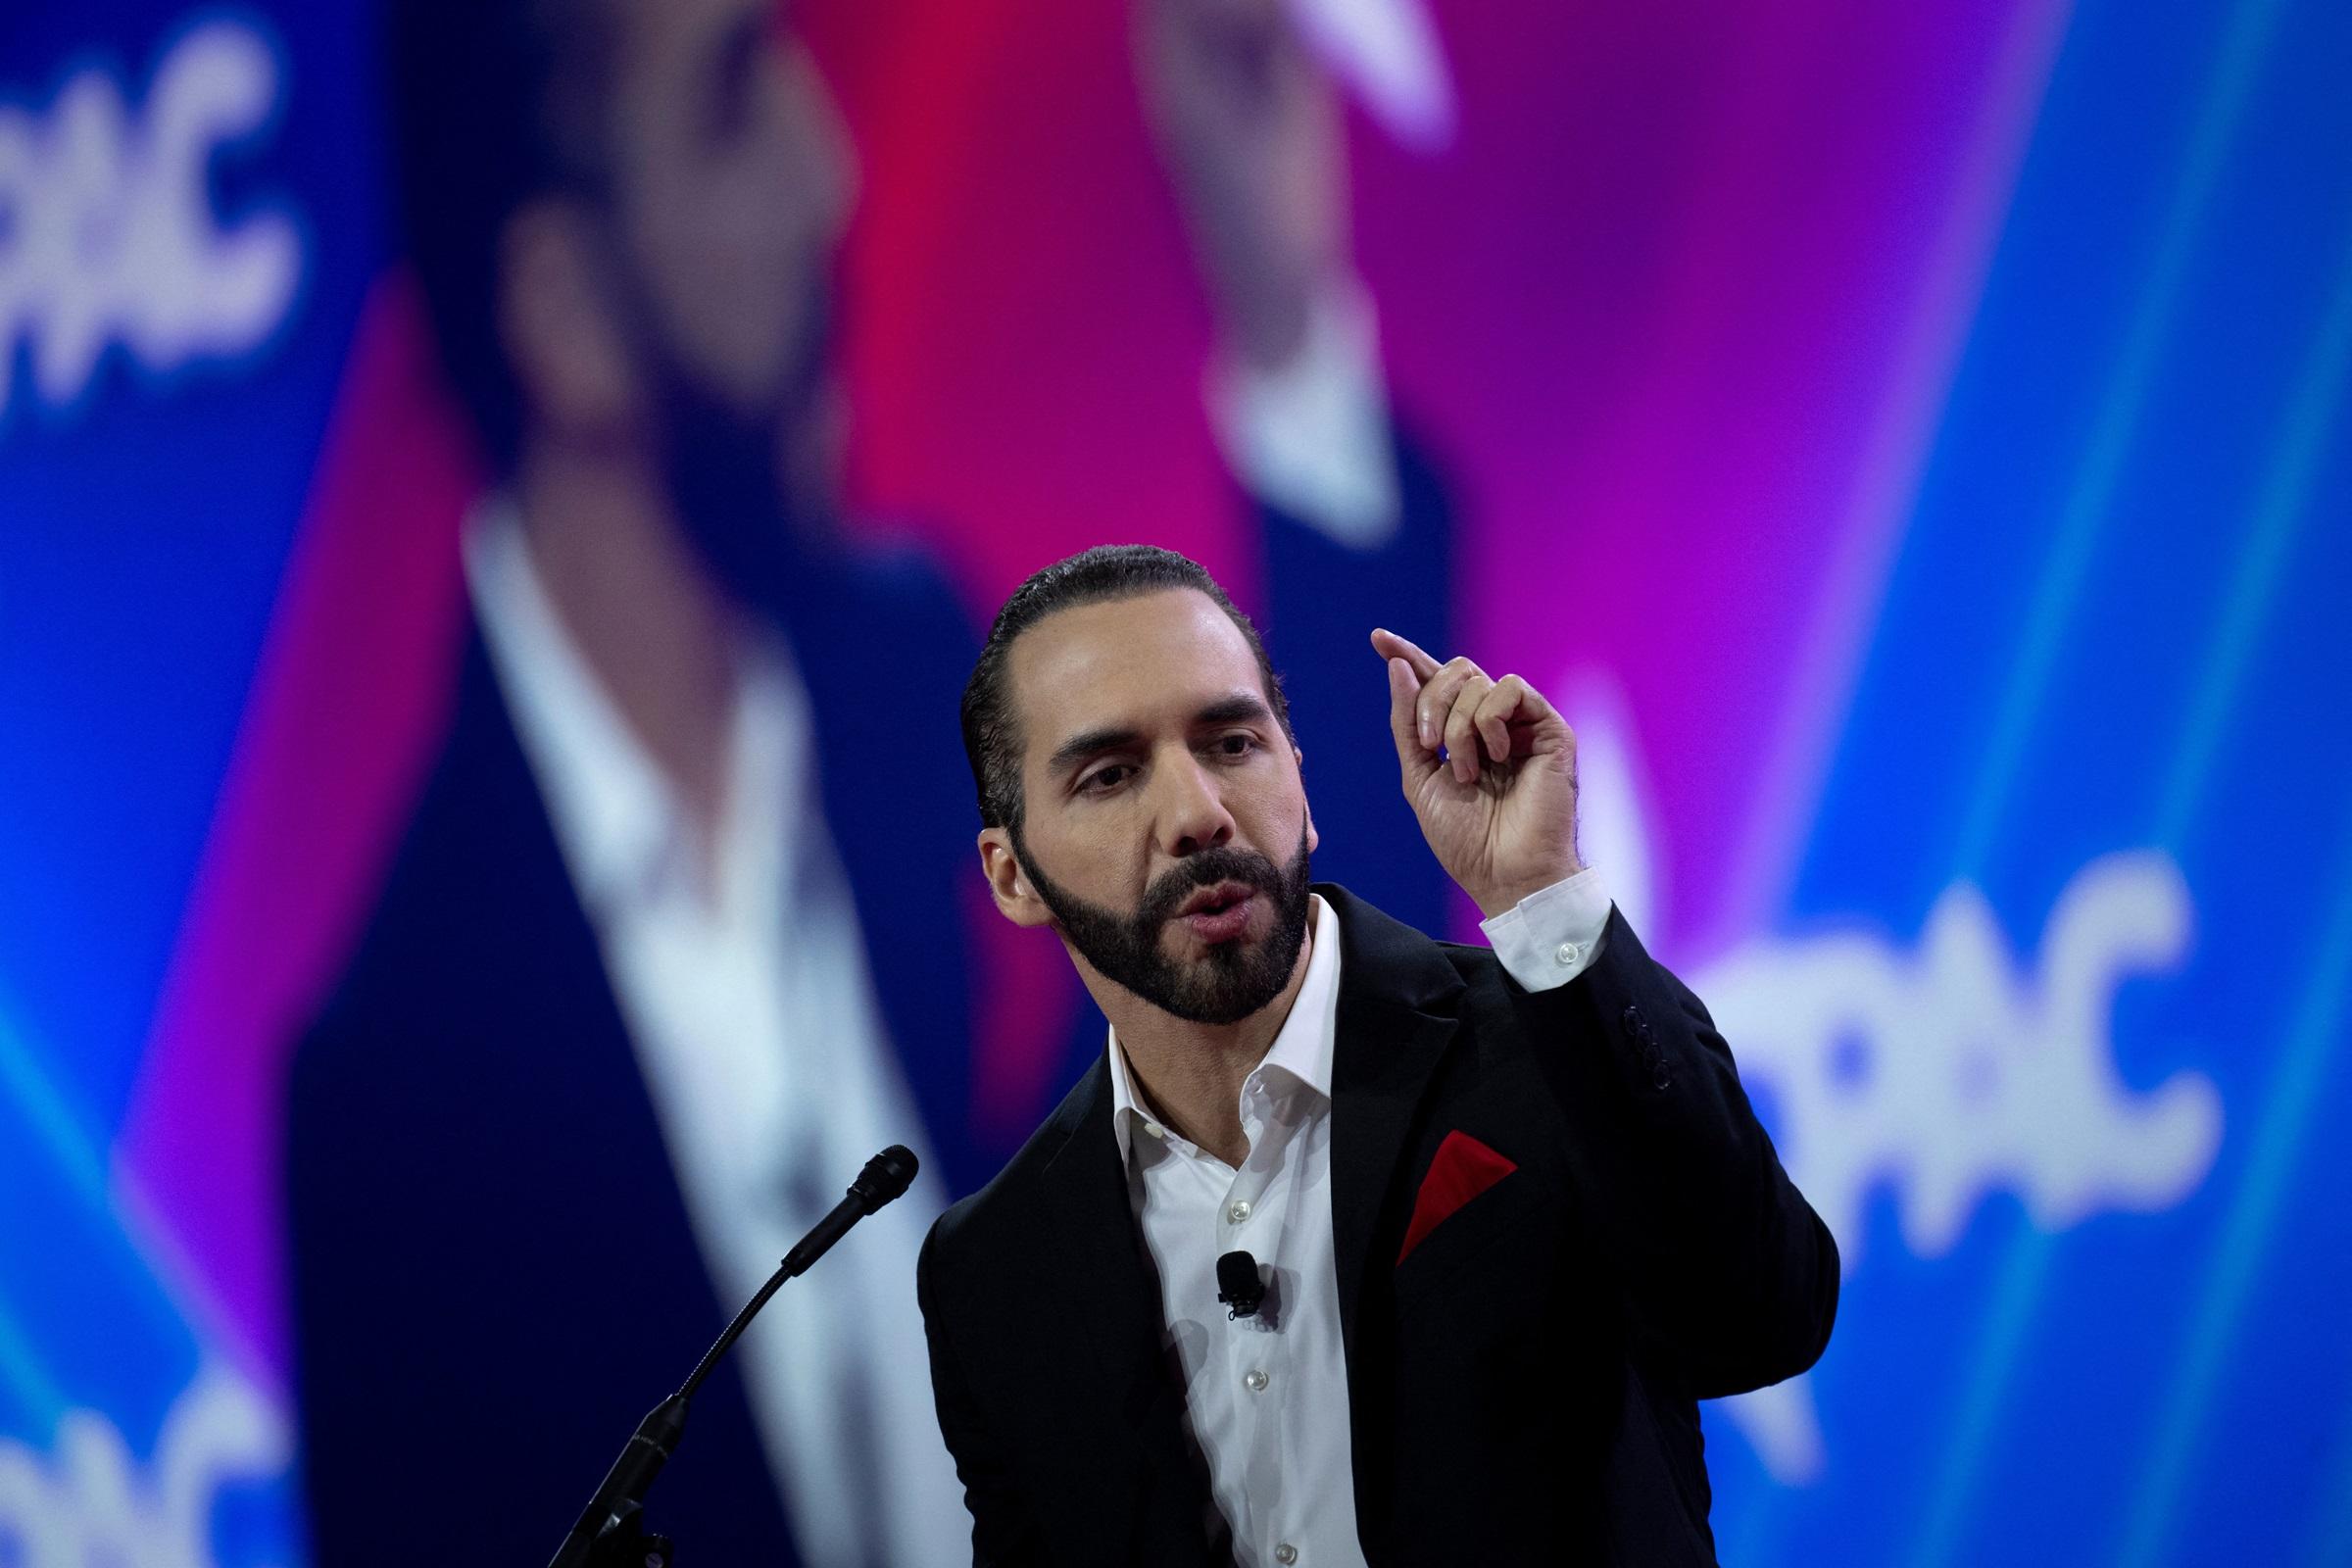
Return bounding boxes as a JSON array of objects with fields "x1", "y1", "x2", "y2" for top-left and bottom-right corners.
[{"x1": 1014, "y1": 826, "x2": 1313, "y2": 1026}]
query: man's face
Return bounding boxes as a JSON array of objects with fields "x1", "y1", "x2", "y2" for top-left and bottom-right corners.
[{"x1": 1001, "y1": 590, "x2": 1317, "y2": 1025}]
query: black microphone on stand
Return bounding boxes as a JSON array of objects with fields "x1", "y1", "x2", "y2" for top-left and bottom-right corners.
[{"x1": 548, "y1": 1145, "x2": 921, "y2": 1568}]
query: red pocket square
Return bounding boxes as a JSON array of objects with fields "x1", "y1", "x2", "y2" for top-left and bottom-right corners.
[{"x1": 1396, "y1": 1130, "x2": 1518, "y2": 1264}]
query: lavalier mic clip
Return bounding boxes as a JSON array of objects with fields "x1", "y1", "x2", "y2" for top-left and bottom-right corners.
[{"x1": 1217, "y1": 1250, "x2": 1267, "y2": 1319}]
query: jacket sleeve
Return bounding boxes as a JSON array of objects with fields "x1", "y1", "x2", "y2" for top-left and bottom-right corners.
[
  {"x1": 918, "y1": 1218, "x2": 1052, "y2": 1567},
  {"x1": 1520, "y1": 906, "x2": 1839, "y2": 1398}
]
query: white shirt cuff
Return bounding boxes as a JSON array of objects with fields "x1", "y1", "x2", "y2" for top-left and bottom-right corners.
[
  {"x1": 1203, "y1": 276, "x2": 1400, "y2": 548},
  {"x1": 1480, "y1": 867, "x2": 1612, "y2": 992}
]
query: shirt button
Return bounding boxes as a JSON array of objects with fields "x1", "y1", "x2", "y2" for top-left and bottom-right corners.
[
  {"x1": 1244, "y1": 1369, "x2": 1270, "y2": 1393},
  {"x1": 1143, "y1": 1121, "x2": 1165, "y2": 1140},
  {"x1": 1227, "y1": 1200, "x2": 1252, "y2": 1224},
  {"x1": 1555, "y1": 941, "x2": 1581, "y2": 965},
  {"x1": 1274, "y1": 1544, "x2": 1298, "y2": 1565}
]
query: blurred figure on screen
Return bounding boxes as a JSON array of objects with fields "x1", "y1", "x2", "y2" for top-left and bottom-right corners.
[{"x1": 284, "y1": 0, "x2": 1451, "y2": 1562}]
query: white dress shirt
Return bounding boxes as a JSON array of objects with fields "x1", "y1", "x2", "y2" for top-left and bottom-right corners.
[
  {"x1": 466, "y1": 505, "x2": 968, "y2": 1568},
  {"x1": 1108, "y1": 875, "x2": 1612, "y2": 1568}
]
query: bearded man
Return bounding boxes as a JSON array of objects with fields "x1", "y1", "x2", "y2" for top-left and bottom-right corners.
[{"x1": 919, "y1": 545, "x2": 1838, "y2": 1566}]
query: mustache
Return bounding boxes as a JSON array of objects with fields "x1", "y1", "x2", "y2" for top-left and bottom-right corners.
[{"x1": 1137, "y1": 847, "x2": 1288, "y2": 929}]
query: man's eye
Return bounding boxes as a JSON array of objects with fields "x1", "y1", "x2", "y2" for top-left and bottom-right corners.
[
  {"x1": 1079, "y1": 764, "x2": 1132, "y2": 794},
  {"x1": 1215, "y1": 734, "x2": 1257, "y2": 758}
]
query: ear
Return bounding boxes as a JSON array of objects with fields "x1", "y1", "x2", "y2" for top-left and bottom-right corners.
[
  {"x1": 978, "y1": 827, "x2": 1054, "y2": 928},
  {"x1": 1296, "y1": 745, "x2": 1319, "y2": 855},
  {"x1": 499, "y1": 198, "x2": 640, "y2": 442}
]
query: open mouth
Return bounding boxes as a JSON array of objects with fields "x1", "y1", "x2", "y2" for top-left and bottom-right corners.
[{"x1": 1177, "y1": 883, "x2": 1257, "y2": 944}]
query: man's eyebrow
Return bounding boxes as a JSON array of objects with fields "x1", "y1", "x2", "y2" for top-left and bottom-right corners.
[
  {"x1": 1043, "y1": 697, "x2": 1272, "y2": 776},
  {"x1": 1195, "y1": 694, "x2": 1274, "y2": 727},
  {"x1": 1047, "y1": 726, "x2": 1143, "y2": 775}
]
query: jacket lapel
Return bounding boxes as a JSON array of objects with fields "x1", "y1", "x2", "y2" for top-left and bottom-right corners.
[
  {"x1": 1036, "y1": 1063, "x2": 1173, "y2": 1416},
  {"x1": 1319, "y1": 886, "x2": 1467, "y2": 1556},
  {"x1": 1322, "y1": 885, "x2": 1470, "y2": 1342},
  {"x1": 1034, "y1": 1060, "x2": 1224, "y2": 1563}
]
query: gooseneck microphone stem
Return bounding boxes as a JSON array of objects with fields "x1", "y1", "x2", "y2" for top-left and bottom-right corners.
[
  {"x1": 675, "y1": 1172, "x2": 876, "y2": 1404},
  {"x1": 549, "y1": 1145, "x2": 921, "y2": 1568}
]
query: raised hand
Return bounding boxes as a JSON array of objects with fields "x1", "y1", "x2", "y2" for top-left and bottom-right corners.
[{"x1": 1372, "y1": 628, "x2": 1583, "y2": 919}]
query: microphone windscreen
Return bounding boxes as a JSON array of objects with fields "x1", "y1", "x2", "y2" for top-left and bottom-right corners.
[
  {"x1": 851, "y1": 1145, "x2": 920, "y2": 1209},
  {"x1": 1216, "y1": 1250, "x2": 1264, "y2": 1316}
]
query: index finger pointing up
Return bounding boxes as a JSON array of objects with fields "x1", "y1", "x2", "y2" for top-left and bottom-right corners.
[
  {"x1": 1370, "y1": 627, "x2": 1442, "y2": 681},
  {"x1": 1385, "y1": 654, "x2": 1433, "y2": 779}
]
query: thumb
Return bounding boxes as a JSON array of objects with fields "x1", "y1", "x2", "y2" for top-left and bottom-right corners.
[{"x1": 1386, "y1": 656, "x2": 1432, "y2": 783}]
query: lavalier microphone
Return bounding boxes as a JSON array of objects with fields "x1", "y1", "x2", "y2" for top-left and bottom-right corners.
[{"x1": 1217, "y1": 1250, "x2": 1267, "y2": 1319}]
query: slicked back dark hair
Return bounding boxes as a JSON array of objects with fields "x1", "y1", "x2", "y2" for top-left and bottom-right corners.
[
  {"x1": 385, "y1": 0, "x2": 616, "y2": 473},
  {"x1": 961, "y1": 545, "x2": 1293, "y2": 832}
]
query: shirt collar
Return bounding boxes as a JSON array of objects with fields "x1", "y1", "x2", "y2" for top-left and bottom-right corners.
[{"x1": 1108, "y1": 892, "x2": 1344, "y2": 1167}]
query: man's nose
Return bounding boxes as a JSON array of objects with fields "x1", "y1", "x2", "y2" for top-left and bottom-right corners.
[{"x1": 1156, "y1": 753, "x2": 1236, "y2": 858}]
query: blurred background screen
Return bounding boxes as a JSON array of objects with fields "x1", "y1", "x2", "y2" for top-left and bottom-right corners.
[{"x1": 2, "y1": 0, "x2": 2348, "y2": 1562}]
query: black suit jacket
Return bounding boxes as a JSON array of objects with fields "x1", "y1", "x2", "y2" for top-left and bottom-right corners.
[{"x1": 917, "y1": 886, "x2": 1838, "y2": 1567}]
